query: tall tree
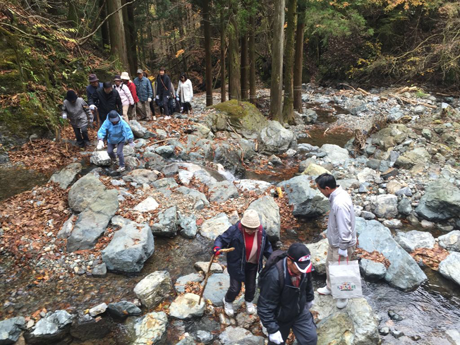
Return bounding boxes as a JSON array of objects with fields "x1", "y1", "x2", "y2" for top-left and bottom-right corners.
[
  {"x1": 203, "y1": 0, "x2": 213, "y2": 106},
  {"x1": 294, "y1": 0, "x2": 307, "y2": 112},
  {"x1": 270, "y1": 0, "x2": 285, "y2": 120},
  {"x1": 228, "y1": 1, "x2": 240, "y2": 101},
  {"x1": 107, "y1": 0, "x2": 130, "y2": 70},
  {"x1": 99, "y1": 0, "x2": 110, "y2": 47},
  {"x1": 240, "y1": 34, "x2": 249, "y2": 100},
  {"x1": 124, "y1": 0, "x2": 138, "y2": 75},
  {"x1": 282, "y1": 0, "x2": 297, "y2": 123},
  {"x1": 248, "y1": 14, "x2": 256, "y2": 104},
  {"x1": 220, "y1": 7, "x2": 226, "y2": 102}
]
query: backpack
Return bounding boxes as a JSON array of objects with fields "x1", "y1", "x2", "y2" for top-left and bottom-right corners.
[{"x1": 258, "y1": 250, "x2": 287, "y2": 289}]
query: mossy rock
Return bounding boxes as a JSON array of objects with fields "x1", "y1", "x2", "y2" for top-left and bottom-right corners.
[{"x1": 208, "y1": 100, "x2": 268, "y2": 139}]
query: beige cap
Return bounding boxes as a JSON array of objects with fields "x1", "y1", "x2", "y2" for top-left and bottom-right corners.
[{"x1": 241, "y1": 209, "x2": 260, "y2": 228}]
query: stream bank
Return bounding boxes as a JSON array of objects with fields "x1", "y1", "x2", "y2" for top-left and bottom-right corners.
[{"x1": 1, "y1": 85, "x2": 460, "y2": 344}]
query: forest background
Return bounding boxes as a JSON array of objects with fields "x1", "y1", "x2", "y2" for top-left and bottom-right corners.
[{"x1": 0, "y1": 0, "x2": 459, "y2": 137}]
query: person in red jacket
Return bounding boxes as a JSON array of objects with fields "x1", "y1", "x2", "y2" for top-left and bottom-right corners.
[{"x1": 121, "y1": 72, "x2": 138, "y2": 121}]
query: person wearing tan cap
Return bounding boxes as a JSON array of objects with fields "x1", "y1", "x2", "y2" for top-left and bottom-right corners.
[{"x1": 213, "y1": 209, "x2": 273, "y2": 317}]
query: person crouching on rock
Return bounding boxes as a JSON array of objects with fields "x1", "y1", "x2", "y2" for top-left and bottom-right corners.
[
  {"x1": 97, "y1": 110, "x2": 134, "y2": 173},
  {"x1": 213, "y1": 209, "x2": 273, "y2": 317}
]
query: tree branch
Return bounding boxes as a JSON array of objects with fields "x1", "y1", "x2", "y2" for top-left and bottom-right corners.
[{"x1": 77, "y1": 0, "x2": 138, "y2": 45}]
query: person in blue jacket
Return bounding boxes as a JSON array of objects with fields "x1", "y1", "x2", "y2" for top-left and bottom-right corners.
[
  {"x1": 97, "y1": 110, "x2": 134, "y2": 172},
  {"x1": 213, "y1": 209, "x2": 273, "y2": 317}
]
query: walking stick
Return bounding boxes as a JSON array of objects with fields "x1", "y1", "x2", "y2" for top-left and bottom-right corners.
[{"x1": 199, "y1": 247, "x2": 235, "y2": 305}]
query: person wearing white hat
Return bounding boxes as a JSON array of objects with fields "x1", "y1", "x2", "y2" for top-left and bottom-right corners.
[
  {"x1": 121, "y1": 72, "x2": 138, "y2": 121},
  {"x1": 213, "y1": 209, "x2": 273, "y2": 317},
  {"x1": 113, "y1": 74, "x2": 134, "y2": 123}
]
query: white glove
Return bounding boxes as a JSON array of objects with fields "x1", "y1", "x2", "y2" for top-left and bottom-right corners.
[
  {"x1": 148, "y1": 98, "x2": 152, "y2": 102},
  {"x1": 96, "y1": 140, "x2": 104, "y2": 150},
  {"x1": 155, "y1": 95, "x2": 159, "y2": 100},
  {"x1": 89, "y1": 105, "x2": 96, "y2": 111},
  {"x1": 268, "y1": 331, "x2": 283, "y2": 344},
  {"x1": 338, "y1": 248, "x2": 348, "y2": 257},
  {"x1": 62, "y1": 112, "x2": 67, "y2": 119},
  {"x1": 176, "y1": 97, "x2": 180, "y2": 101},
  {"x1": 129, "y1": 142, "x2": 135, "y2": 148}
]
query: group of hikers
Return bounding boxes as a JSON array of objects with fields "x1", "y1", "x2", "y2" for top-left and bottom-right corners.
[
  {"x1": 61, "y1": 68, "x2": 194, "y2": 172},
  {"x1": 214, "y1": 173, "x2": 356, "y2": 345}
]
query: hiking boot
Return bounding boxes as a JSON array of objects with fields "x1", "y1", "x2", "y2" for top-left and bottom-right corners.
[
  {"x1": 317, "y1": 286, "x2": 332, "y2": 295},
  {"x1": 223, "y1": 297, "x2": 234, "y2": 317},
  {"x1": 336, "y1": 298, "x2": 348, "y2": 309},
  {"x1": 246, "y1": 301, "x2": 256, "y2": 315}
]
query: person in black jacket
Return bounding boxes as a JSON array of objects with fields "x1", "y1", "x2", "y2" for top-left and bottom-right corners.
[
  {"x1": 155, "y1": 67, "x2": 173, "y2": 116},
  {"x1": 213, "y1": 209, "x2": 273, "y2": 317},
  {"x1": 258, "y1": 243, "x2": 317, "y2": 345},
  {"x1": 89, "y1": 81, "x2": 123, "y2": 124}
]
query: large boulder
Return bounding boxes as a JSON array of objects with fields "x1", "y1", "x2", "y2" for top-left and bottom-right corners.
[
  {"x1": 202, "y1": 273, "x2": 230, "y2": 306},
  {"x1": 129, "y1": 120, "x2": 147, "y2": 138},
  {"x1": 123, "y1": 169, "x2": 158, "y2": 185},
  {"x1": 132, "y1": 312, "x2": 168, "y2": 345},
  {"x1": 359, "y1": 259, "x2": 386, "y2": 281},
  {"x1": 208, "y1": 181, "x2": 239, "y2": 203},
  {"x1": 438, "y1": 230, "x2": 460, "y2": 252},
  {"x1": 49, "y1": 162, "x2": 82, "y2": 189},
  {"x1": 26, "y1": 310, "x2": 73, "y2": 344},
  {"x1": 321, "y1": 144, "x2": 350, "y2": 165},
  {"x1": 235, "y1": 179, "x2": 272, "y2": 195},
  {"x1": 279, "y1": 176, "x2": 329, "y2": 218},
  {"x1": 356, "y1": 218, "x2": 427, "y2": 290},
  {"x1": 312, "y1": 292, "x2": 380, "y2": 345},
  {"x1": 70, "y1": 313, "x2": 113, "y2": 341},
  {"x1": 67, "y1": 175, "x2": 118, "y2": 252},
  {"x1": 394, "y1": 230, "x2": 435, "y2": 253},
  {"x1": 200, "y1": 213, "x2": 232, "y2": 240},
  {"x1": 416, "y1": 179, "x2": 460, "y2": 221},
  {"x1": 259, "y1": 121, "x2": 295, "y2": 154},
  {"x1": 438, "y1": 252, "x2": 460, "y2": 286},
  {"x1": 306, "y1": 239, "x2": 329, "y2": 275},
  {"x1": 134, "y1": 271, "x2": 172, "y2": 308},
  {"x1": 0, "y1": 317, "x2": 26, "y2": 345},
  {"x1": 371, "y1": 194, "x2": 398, "y2": 219},
  {"x1": 218, "y1": 327, "x2": 264, "y2": 345},
  {"x1": 102, "y1": 217, "x2": 154, "y2": 273},
  {"x1": 151, "y1": 206, "x2": 178, "y2": 237},
  {"x1": 395, "y1": 147, "x2": 430, "y2": 169},
  {"x1": 302, "y1": 163, "x2": 330, "y2": 177},
  {"x1": 248, "y1": 196, "x2": 281, "y2": 242},
  {"x1": 169, "y1": 293, "x2": 205, "y2": 319},
  {"x1": 209, "y1": 100, "x2": 269, "y2": 139},
  {"x1": 371, "y1": 124, "x2": 409, "y2": 150},
  {"x1": 90, "y1": 151, "x2": 112, "y2": 166}
]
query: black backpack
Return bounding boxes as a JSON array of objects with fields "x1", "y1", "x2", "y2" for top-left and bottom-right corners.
[{"x1": 258, "y1": 250, "x2": 287, "y2": 289}]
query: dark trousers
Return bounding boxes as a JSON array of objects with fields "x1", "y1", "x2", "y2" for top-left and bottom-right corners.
[
  {"x1": 225, "y1": 263, "x2": 258, "y2": 303},
  {"x1": 149, "y1": 100, "x2": 155, "y2": 115},
  {"x1": 268, "y1": 308, "x2": 317, "y2": 345},
  {"x1": 160, "y1": 95, "x2": 170, "y2": 115},
  {"x1": 72, "y1": 125, "x2": 89, "y2": 147},
  {"x1": 182, "y1": 102, "x2": 192, "y2": 113},
  {"x1": 107, "y1": 142, "x2": 125, "y2": 167},
  {"x1": 99, "y1": 111, "x2": 108, "y2": 123}
]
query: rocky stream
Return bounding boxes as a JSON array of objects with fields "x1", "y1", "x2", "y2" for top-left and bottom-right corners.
[{"x1": 1, "y1": 85, "x2": 460, "y2": 345}]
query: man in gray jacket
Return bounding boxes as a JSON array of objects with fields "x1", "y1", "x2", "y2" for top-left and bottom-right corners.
[{"x1": 315, "y1": 173, "x2": 356, "y2": 309}]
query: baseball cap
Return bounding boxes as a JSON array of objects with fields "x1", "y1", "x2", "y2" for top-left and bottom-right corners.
[{"x1": 287, "y1": 243, "x2": 312, "y2": 274}]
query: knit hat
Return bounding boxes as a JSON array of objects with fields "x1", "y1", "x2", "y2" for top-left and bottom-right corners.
[
  {"x1": 120, "y1": 72, "x2": 130, "y2": 80},
  {"x1": 66, "y1": 90, "x2": 78, "y2": 102},
  {"x1": 88, "y1": 74, "x2": 99, "y2": 82},
  {"x1": 241, "y1": 209, "x2": 260, "y2": 229},
  {"x1": 287, "y1": 243, "x2": 312, "y2": 274},
  {"x1": 114, "y1": 75, "x2": 121, "y2": 81},
  {"x1": 108, "y1": 110, "x2": 120, "y2": 123}
]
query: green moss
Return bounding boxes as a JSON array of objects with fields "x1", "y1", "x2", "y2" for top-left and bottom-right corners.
[{"x1": 212, "y1": 100, "x2": 268, "y2": 133}]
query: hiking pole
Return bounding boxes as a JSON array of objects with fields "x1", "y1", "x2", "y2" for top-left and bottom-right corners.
[{"x1": 199, "y1": 247, "x2": 235, "y2": 305}]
